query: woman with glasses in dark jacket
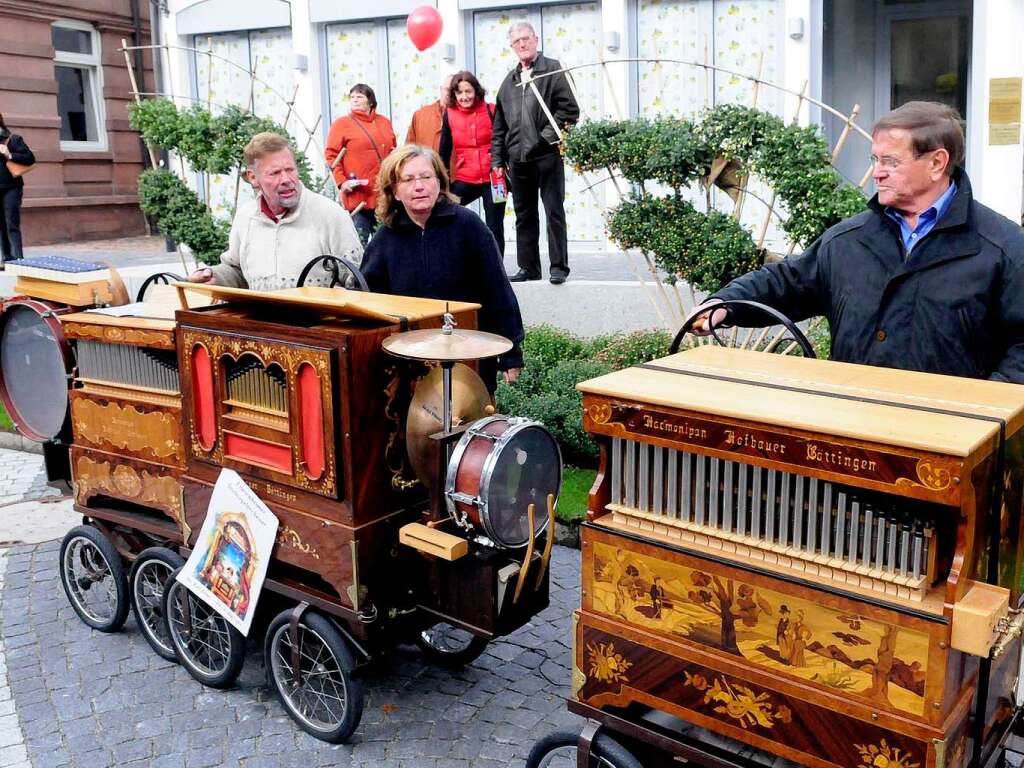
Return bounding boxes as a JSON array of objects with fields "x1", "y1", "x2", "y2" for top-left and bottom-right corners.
[
  {"x1": 361, "y1": 144, "x2": 523, "y2": 393},
  {"x1": 0, "y1": 113, "x2": 35, "y2": 266}
]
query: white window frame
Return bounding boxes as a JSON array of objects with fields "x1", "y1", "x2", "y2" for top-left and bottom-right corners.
[{"x1": 52, "y1": 19, "x2": 107, "y2": 152}]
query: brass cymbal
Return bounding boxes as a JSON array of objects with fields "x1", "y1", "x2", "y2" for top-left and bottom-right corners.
[
  {"x1": 406, "y1": 364, "x2": 491, "y2": 487},
  {"x1": 383, "y1": 328, "x2": 513, "y2": 361}
]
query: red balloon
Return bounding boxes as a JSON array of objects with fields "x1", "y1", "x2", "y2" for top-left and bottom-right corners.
[{"x1": 406, "y1": 5, "x2": 443, "y2": 51}]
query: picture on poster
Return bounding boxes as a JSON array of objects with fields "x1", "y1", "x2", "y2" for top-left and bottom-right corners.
[{"x1": 177, "y1": 468, "x2": 279, "y2": 635}]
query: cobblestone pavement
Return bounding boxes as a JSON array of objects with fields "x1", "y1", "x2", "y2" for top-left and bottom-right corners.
[
  {"x1": 0, "y1": 447, "x2": 583, "y2": 766},
  {"x1": 0, "y1": 452, "x2": 61, "y2": 510},
  {"x1": 2, "y1": 542, "x2": 581, "y2": 768}
]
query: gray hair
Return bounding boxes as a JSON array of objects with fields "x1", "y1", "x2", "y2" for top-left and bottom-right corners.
[{"x1": 507, "y1": 21, "x2": 537, "y2": 40}]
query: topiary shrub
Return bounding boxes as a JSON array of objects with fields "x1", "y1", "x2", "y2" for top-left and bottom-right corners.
[
  {"x1": 138, "y1": 169, "x2": 230, "y2": 263},
  {"x1": 564, "y1": 104, "x2": 867, "y2": 295},
  {"x1": 128, "y1": 98, "x2": 321, "y2": 259}
]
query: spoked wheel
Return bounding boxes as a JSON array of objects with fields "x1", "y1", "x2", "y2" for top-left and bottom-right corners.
[
  {"x1": 527, "y1": 729, "x2": 645, "y2": 768},
  {"x1": 415, "y1": 622, "x2": 489, "y2": 668},
  {"x1": 164, "y1": 567, "x2": 246, "y2": 688},
  {"x1": 128, "y1": 547, "x2": 185, "y2": 661},
  {"x1": 265, "y1": 609, "x2": 364, "y2": 743},
  {"x1": 58, "y1": 525, "x2": 129, "y2": 632}
]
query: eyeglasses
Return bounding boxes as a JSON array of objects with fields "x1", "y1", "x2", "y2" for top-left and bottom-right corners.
[
  {"x1": 870, "y1": 149, "x2": 933, "y2": 170},
  {"x1": 398, "y1": 173, "x2": 437, "y2": 185}
]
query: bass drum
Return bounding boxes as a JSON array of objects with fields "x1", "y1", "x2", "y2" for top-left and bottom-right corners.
[
  {"x1": 0, "y1": 298, "x2": 74, "y2": 441},
  {"x1": 445, "y1": 415, "x2": 561, "y2": 549}
]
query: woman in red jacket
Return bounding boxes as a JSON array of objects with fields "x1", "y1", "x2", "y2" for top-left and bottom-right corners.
[
  {"x1": 439, "y1": 71, "x2": 506, "y2": 256},
  {"x1": 325, "y1": 83, "x2": 397, "y2": 245}
]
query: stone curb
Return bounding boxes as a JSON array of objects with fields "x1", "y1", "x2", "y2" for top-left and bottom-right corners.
[
  {"x1": 554, "y1": 520, "x2": 581, "y2": 549},
  {"x1": 0, "y1": 433, "x2": 39, "y2": 455}
]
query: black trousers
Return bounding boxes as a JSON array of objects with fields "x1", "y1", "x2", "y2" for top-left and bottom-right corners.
[
  {"x1": 508, "y1": 154, "x2": 569, "y2": 278},
  {"x1": 351, "y1": 208, "x2": 377, "y2": 246},
  {"x1": 451, "y1": 180, "x2": 506, "y2": 257},
  {"x1": 0, "y1": 185, "x2": 23, "y2": 263}
]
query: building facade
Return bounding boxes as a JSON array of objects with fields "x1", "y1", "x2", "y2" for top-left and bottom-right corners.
[
  {"x1": 0, "y1": 0, "x2": 156, "y2": 245},
  {"x1": 75, "y1": 1, "x2": 1024, "y2": 248}
]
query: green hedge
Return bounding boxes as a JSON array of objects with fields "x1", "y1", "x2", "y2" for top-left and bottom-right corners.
[{"x1": 497, "y1": 326, "x2": 673, "y2": 466}]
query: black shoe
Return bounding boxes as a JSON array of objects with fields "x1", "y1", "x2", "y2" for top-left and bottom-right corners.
[
  {"x1": 508, "y1": 270, "x2": 541, "y2": 282},
  {"x1": 549, "y1": 274, "x2": 566, "y2": 285}
]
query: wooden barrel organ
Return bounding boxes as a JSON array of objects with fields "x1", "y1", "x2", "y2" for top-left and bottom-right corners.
[
  {"x1": 568, "y1": 346, "x2": 1024, "y2": 768},
  {"x1": 0, "y1": 284, "x2": 559, "y2": 743}
]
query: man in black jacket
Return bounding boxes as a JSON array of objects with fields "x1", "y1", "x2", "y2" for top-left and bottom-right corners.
[
  {"x1": 0, "y1": 114, "x2": 35, "y2": 266},
  {"x1": 492, "y1": 21, "x2": 579, "y2": 285},
  {"x1": 695, "y1": 101, "x2": 1024, "y2": 384}
]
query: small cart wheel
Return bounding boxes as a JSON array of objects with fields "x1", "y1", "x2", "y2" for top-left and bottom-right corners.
[
  {"x1": 265, "y1": 608, "x2": 364, "y2": 743},
  {"x1": 415, "y1": 622, "x2": 489, "y2": 668},
  {"x1": 59, "y1": 524, "x2": 130, "y2": 632},
  {"x1": 128, "y1": 547, "x2": 185, "y2": 661},
  {"x1": 164, "y1": 567, "x2": 246, "y2": 688},
  {"x1": 526, "y1": 728, "x2": 645, "y2": 768}
]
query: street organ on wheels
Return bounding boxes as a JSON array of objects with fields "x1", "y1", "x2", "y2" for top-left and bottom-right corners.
[{"x1": 0, "y1": 279, "x2": 560, "y2": 743}]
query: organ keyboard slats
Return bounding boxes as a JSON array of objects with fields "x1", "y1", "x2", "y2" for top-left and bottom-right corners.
[
  {"x1": 76, "y1": 339, "x2": 180, "y2": 393},
  {"x1": 605, "y1": 439, "x2": 937, "y2": 601}
]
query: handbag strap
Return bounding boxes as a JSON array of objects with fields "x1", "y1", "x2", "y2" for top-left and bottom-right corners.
[{"x1": 350, "y1": 115, "x2": 385, "y2": 163}]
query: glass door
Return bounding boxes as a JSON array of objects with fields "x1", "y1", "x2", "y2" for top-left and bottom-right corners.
[{"x1": 875, "y1": 1, "x2": 971, "y2": 120}]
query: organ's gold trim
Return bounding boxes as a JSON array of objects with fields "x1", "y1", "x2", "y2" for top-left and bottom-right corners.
[
  {"x1": 75, "y1": 455, "x2": 182, "y2": 522},
  {"x1": 895, "y1": 461, "x2": 952, "y2": 493},
  {"x1": 72, "y1": 398, "x2": 182, "y2": 461}
]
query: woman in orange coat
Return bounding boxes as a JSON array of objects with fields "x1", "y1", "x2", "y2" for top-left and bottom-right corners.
[{"x1": 325, "y1": 84, "x2": 397, "y2": 245}]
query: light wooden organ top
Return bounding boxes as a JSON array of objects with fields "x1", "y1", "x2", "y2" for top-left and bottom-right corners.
[
  {"x1": 578, "y1": 346, "x2": 1024, "y2": 619},
  {"x1": 175, "y1": 283, "x2": 481, "y2": 323},
  {"x1": 578, "y1": 346, "x2": 1024, "y2": 459}
]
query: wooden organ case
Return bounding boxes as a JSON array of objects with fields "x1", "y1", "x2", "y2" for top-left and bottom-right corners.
[
  {"x1": 62, "y1": 311, "x2": 186, "y2": 542},
  {"x1": 172, "y1": 287, "x2": 531, "y2": 641},
  {"x1": 574, "y1": 346, "x2": 1024, "y2": 768}
]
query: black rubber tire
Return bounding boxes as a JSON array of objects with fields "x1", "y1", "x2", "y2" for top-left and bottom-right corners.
[
  {"x1": 414, "y1": 622, "x2": 490, "y2": 668},
  {"x1": 58, "y1": 524, "x2": 130, "y2": 632},
  {"x1": 164, "y1": 567, "x2": 246, "y2": 688},
  {"x1": 526, "y1": 728, "x2": 645, "y2": 768},
  {"x1": 264, "y1": 609, "x2": 364, "y2": 743},
  {"x1": 128, "y1": 547, "x2": 185, "y2": 661}
]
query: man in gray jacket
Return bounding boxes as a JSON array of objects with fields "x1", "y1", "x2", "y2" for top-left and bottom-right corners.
[{"x1": 492, "y1": 21, "x2": 579, "y2": 285}]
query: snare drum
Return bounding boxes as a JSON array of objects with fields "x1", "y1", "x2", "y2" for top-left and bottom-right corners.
[
  {"x1": 445, "y1": 415, "x2": 562, "y2": 549},
  {"x1": 0, "y1": 298, "x2": 74, "y2": 441}
]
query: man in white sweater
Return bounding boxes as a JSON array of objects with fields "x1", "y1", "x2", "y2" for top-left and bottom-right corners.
[{"x1": 188, "y1": 132, "x2": 362, "y2": 291}]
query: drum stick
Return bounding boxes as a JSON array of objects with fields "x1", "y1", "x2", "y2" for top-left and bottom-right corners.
[
  {"x1": 535, "y1": 494, "x2": 556, "y2": 590},
  {"x1": 513, "y1": 504, "x2": 537, "y2": 604}
]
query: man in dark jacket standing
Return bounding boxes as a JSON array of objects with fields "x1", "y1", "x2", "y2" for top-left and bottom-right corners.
[
  {"x1": 492, "y1": 21, "x2": 579, "y2": 285},
  {"x1": 695, "y1": 101, "x2": 1024, "y2": 384},
  {"x1": 0, "y1": 113, "x2": 35, "y2": 266}
]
